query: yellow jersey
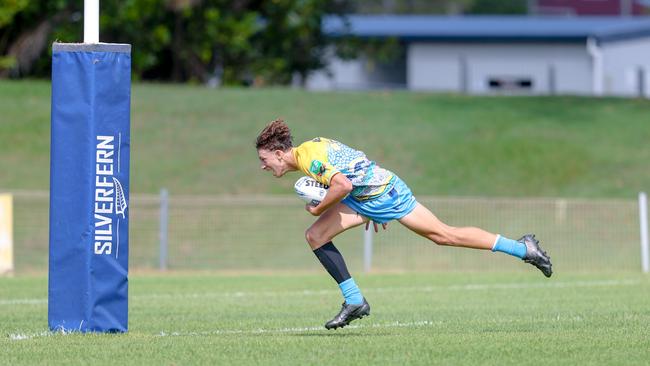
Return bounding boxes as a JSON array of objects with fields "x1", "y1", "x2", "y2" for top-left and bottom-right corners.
[{"x1": 292, "y1": 137, "x2": 395, "y2": 201}]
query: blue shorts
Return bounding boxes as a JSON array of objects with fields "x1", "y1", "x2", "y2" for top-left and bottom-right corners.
[{"x1": 342, "y1": 176, "x2": 417, "y2": 224}]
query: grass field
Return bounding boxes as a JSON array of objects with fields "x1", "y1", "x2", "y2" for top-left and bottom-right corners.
[
  {"x1": 3, "y1": 272, "x2": 650, "y2": 365},
  {"x1": 2, "y1": 81, "x2": 649, "y2": 364},
  {"x1": 1, "y1": 80, "x2": 649, "y2": 197}
]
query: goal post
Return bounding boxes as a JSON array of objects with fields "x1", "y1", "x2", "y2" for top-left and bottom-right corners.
[
  {"x1": 0, "y1": 194, "x2": 13, "y2": 276},
  {"x1": 640, "y1": 192, "x2": 649, "y2": 273},
  {"x1": 48, "y1": 0, "x2": 131, "y2": 332}
]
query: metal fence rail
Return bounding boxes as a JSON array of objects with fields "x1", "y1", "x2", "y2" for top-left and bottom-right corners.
[{"x1": 9, "y1": 190, "x2": 644, "y2": 274}]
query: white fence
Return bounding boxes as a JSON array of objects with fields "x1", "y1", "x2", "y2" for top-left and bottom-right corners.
[{"x1": 8, "y1": 190, "x2": 648, "y2": 274}]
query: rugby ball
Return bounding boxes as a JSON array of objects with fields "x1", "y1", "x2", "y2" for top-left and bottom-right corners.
[{"x1": 294, "y1": 176, "x2": 329, "y2": 206}]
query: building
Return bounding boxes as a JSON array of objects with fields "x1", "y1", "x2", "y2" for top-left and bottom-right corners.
[{"x1": 307, "y1": 16, "x2": 650, "y2": 97}]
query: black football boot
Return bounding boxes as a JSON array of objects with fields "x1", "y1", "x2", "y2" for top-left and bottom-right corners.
[
  {"x1": 519, "y1": 234, "x2": 553, "y2": 278},
  {"x1": 325, "y1": 298, "x2": 371, "y2": 330}
]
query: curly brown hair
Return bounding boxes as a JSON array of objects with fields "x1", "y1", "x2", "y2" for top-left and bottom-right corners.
[{"x1": 255, "y1": 119, "x2": 293, "y2": 151}]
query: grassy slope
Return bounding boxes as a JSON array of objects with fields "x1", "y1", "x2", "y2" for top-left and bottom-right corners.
[
  {"x1": 2, "y1": 273, "x2": 650, "y2": 365},
  {"x1": 0, "y1": 80, "x2": 648, "y2": 197}
]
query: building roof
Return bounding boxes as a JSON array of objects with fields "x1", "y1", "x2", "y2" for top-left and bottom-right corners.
[{"x1": 323, "y1": 15, "x2": 650, "y2": 43}]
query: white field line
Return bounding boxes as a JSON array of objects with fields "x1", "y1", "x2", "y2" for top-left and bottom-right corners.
[
  {"x1": 155, "y1": 320, "x2": 440, "y2": 337},
  {"x1": 0, "y1": 298, "x2": 48, "y2": 305},
  {"x1": 0, "y1": 279, "x2": 642, "y2": 306},
  {"x1": 9, "y1": 320, "x2": 439, "y2": 341},
  {"x1": 9, "y1": 331, "x2": 52, "y2": 341}
]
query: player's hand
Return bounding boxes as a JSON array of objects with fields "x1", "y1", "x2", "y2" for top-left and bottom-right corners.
[
  {"x1": 305, "y1": 204, "x2": 321, "y2": 216},
  {"x1": 365, "y1": 221, "x2": 387, "y2": 232}
]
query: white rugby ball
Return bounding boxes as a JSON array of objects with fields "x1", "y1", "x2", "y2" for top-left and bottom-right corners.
[{"x1": 294, "y1": 176, "x2": 329, "y2": 206}]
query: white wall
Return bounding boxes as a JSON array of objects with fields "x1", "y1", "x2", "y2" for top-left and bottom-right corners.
[
  {"x1": 306, "y1": 56, "x2": 369, "y2": 90},
  {"x1": 407, "y1": 46, "x2": 461, "y2": 92},
  {"x1": 407, "y1": 43, "x2": 592, "y2": 95},
  {"x1": 307, "y1": 39, "x2": 650, "y2": 97},
  {"x1": 601, "y1": 37, "x2": 650, "y2": 97},
  {"x1": 306, "y1": 47, "x2": 406, "y2": 90}
]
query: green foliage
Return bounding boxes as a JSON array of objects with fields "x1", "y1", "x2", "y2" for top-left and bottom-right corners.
[
  {"x1": 180, "y1": 3, "x2": 259, "y2": 84},
  {"x1": 0, "y1": 0, "x2": 336, "y2": 83},
  {"x1": 101, "y1": 0, "x2": 173, "y2": 79},
  {"x1": 335, "y1": 36, "x2": 402, "y2": 64},
  {"x1": 0, "y1": 0, "x2": 28, "y2": 27},
  {"x1": 348, "y1": 0, "x2": 472, "y2": 14},
  {"x1": 253, "y1": 0, "x2": 332, "y2": 85},
  {"x1": 0, "y1": 1, "x2": 79, "y2": 76},
  {"x1": 0, "y1": 0, "x2": 531, "y2": 81},
  {"x1": 466, "y1": 0, "x2": 527, "y2": 14},
  {"x1": 0, "y1": 55, "x2": 16, "y2": 70}
]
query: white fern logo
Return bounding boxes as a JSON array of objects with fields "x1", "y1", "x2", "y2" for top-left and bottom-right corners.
[{"x1": 113, "y1": 177, "x2": 127, "y2": 218}]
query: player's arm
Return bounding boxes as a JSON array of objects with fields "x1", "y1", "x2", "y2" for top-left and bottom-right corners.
[{"x1": 306, "y1": 173, "x2": 352, "y2": 216}]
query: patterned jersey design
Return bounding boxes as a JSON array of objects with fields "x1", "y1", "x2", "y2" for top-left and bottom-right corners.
[{"x1": 293, "y1": 137, "x2": 394, "y2": 201}]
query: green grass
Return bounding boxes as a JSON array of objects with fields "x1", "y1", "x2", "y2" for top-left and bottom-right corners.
[
  {"x1": 2, "y1": 272, "x2": 650, "y2": 365},
  {"x1": 1, "y1": 80, "x2": 649, "y2": 197}
]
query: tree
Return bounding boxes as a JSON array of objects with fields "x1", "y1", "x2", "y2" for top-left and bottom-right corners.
[
  {"x1": 253, "y1": 0, "x2": 334, "y2": 86},
  {"x1": 0, "y1": 0, "x2": 28, "y2": 71},
  {"x1": 0, "y1": 0, "x2": 346, "y2": 85},
  {"x1": 466, "y1": 0, "x2": 527, "y2": 14},
  {"x1": 0, "y1": 0, "x2": 76, "y2": 77}
]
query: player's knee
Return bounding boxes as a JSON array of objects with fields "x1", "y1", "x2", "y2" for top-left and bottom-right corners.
[{"x1": 305, "y1": 227, "x2": 326, "y2": 248}]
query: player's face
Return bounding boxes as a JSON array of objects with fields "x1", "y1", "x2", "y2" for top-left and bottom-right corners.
[{"x1": 258, "y1": 149, "x2": 287, "y2": 177}]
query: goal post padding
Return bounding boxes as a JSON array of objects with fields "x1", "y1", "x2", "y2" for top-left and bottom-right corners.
[{"x1": 48, "y1": 43, "x2": 131, "y2": 332}]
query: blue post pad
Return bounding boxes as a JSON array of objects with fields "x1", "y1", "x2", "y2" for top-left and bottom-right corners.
[{"x1": 49, "y1": 43, "x2": 131, "y2": 332}]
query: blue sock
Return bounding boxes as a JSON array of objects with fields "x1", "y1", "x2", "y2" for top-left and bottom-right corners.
[
  {"x1": 339, "y1": 278, "x2": 363, "y2": 305},
  {"x1": 491, "y1": 235, "x2": 527, "y2": 259}
]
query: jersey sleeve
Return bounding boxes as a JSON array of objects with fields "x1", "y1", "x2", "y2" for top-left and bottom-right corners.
[{"x1": 297, "y1": 140, "x2": 340, "y2": 186}]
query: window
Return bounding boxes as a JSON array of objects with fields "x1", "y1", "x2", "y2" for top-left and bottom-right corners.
[{"x1": 487, "y1": 77, "x2": 533, "y2": 91}]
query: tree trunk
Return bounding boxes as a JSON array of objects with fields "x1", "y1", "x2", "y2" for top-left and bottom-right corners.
[
  {"x1": 1, "y1": 19, "x2": 51, "y2": 78},
  {"x1": 0, "y1": 10, "x2": 69, "y2": 78}
]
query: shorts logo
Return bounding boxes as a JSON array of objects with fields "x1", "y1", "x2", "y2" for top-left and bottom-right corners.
[{"x1": 309, "y1": 160, "x2": 326, "y2": 176}]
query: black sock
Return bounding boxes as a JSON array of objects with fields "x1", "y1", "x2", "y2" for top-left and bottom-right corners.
[{"x1": 312, "y1": 241, "x2": 351, "y2": 284}]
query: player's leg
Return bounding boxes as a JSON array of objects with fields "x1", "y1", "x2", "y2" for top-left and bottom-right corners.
[
  {"x1": 397, "y1": 202, "x2": 497, "y2": 249},
  {"x1": 398, "y1": 203, "x2": 552, "y2": 277},
  {"x1": 305, "y1": 201, "x2": 367, "y2": 250},
  {"x1": 306, "y1": 202, "x2": 366, "y2": 298},
  {"x1": 305, "y1": 202, "x2": 371, "y2": 329}
]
